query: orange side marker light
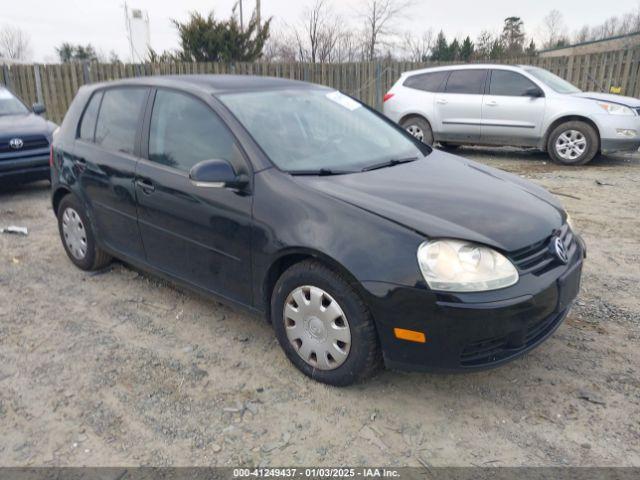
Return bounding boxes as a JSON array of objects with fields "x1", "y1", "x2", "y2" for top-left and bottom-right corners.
[{"x1": 394, "y1": 328, "x2": 426, "y2": 343}]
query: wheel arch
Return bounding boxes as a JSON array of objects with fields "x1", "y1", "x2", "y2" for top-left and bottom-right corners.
[
  {"x1": 52, "y1": 186, "x2": 72, "y2": 215},
  {"x1": 399, "y1": 112, "x2": 434, "y2": 131},
  {"x1": 262, "y1": 247, "x2": 365, "y2": 324},
  {"x1": 542, "y1": 115, "x2": 601, "y2": 152}
]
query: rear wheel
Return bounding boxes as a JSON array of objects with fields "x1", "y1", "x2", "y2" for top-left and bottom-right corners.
[
  {"x1": 547, "y1": 121, "x2": 599, "y2": 165},
  {"x1": 271, "y1": 260, "x2": 382, "y2": 386},
  {"x1": 57, "y1": 194, "x2": 112, "y2": 271},
  {"x1": 400, "y1": 116, "x2": 434, "y2": 146}
]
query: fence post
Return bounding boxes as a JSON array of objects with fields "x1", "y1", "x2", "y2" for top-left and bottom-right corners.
[
  {"x1": 33, "y1": 64, "x2": 44, "y2": 104},
  {"x1": 2, "y1": 64, "x2": 11, "y2": 89},
  {"x1": 82, "y1": 61, "x2": 91, "y2": 84},
  {"x1": 375, "y1": 63, "x2": 382, "y2": 111}
]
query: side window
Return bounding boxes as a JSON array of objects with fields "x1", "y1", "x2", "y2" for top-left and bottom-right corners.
[
  {"x1": 95, "y1": 88, "x2": 148, "y2": 154},
  {"x1": 148, "y1": 89, "x2": 244, "y2": 173},
  {"x1": 403, "y1": 71, "x2": 448, "y2": 92},
  {"x1": 489, "y1": 70, "x2": 538, "y2": 96},
  {"x1": 444, "y1": 69, "x2": 487, "y2": 94},
  {"x1": 78, "y1": 91, "x2": 103, "y2": 141}
]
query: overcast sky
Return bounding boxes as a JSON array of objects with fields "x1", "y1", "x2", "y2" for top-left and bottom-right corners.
[{"x1": 3, "y1": 0, "x2": 640, "y2": 62}]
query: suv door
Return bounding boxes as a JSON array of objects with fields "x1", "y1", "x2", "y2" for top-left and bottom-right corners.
[
  {"x1": 135, "y1": 88, "x2": 253, "y2": 305},
  {"x1": 434, "y1": 69, "x2": 488, "y2": 143},
  {"x1": 74, "y1": 87, "x2": 149, "y2": 259},
  {"x1": 482, "y1": 69, "x2": 546, "y2": 146}
]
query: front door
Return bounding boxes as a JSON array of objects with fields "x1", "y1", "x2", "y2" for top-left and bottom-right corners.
[
  {"x1": 135, "y1": 88, "x2": 253, "y2": 305},
  {"x1": 481, "y1": 69, "x2": 546, "y2": 146},
  {"x1": 434, "y1": 69, "x2": 488, "y2": 143},
  {"x1": 74, "y1": 87, "x2": 149, "y2": 259}
]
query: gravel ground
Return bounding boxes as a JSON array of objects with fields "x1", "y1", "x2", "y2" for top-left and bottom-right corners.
[{"x1": 0, "y1": 148, "x2": 638, "y2": 467}]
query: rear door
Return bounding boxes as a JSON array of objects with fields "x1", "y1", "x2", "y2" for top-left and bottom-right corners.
[
  {"x1": 434, "y1": 69, "x2": 488, "y2": 143},
  {"x1": 73, "y1": 86, "x2": 149, "y2": 259},
  {"x1": 135, "y1": 88, "x2": 253, "y2": 305},
  {"x1": 481, "y1": 69, "x2": 546, "y2": 146}
]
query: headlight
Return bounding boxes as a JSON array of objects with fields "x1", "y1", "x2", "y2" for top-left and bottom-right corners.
[
  {"x1": 597, "y1": 102, "x2": 634, "y2": 116},
  {"x1": 417, "y1": 239, "x2": 519, "y2": 292}
]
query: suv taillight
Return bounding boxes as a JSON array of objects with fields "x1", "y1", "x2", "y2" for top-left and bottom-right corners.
[
  {"x1": 49, "y1": 145, "x2": 53, "y2": 167},
  {"x1": 383, "y1": 93, "x2": 394, "y2": 102}
]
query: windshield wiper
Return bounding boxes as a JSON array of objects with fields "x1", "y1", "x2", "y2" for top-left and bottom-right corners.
[
  {"x1": 361, "y1": 156, "x2": 418, "y2": 172},
  {"x1": 289, "y1": 168, "x2": 354, "y2": 176}
]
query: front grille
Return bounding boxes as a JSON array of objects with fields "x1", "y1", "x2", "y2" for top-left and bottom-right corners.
[
  {"x1": 460, "y1": 309, "x2": 565, "y2": 367},
  {"x1": 509, "y1": 224, "x2": 576, "y2": 275},
  {"x1": 0, "y1": 135, "x2": 49, "y2": 154}
]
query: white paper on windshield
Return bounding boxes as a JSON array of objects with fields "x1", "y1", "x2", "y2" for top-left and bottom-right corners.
[
  {"x1": 0, "y1": 89, "x2": 13, "y2": 99},
  {"x1": 326, "y1": 91, "x2": 361, "y2": 111}
]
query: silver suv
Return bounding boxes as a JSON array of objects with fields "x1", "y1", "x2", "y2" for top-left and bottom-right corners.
[{"x1": 383, "y1": 64, "x2": 640, "y2": 165}]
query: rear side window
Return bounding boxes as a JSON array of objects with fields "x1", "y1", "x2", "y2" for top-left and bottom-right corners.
[
  {"x1": 95, "y1": 88, "x2": 148, "y2": 154},
  {"x1": 78, "y1": 91, "x2": 103, "y2": 141},
  {"x1": 148, "y1": 89, "x2": 243, "y2": 173},
  {"x1": 403, "y1": 72, "x2": 448, "y2": 92},
  {"x1": 444, "y1": 70, "x2": 487, "y2": 94},
  {"x1": 489, "y1": 70, "x2": 538, "y2": 96}
]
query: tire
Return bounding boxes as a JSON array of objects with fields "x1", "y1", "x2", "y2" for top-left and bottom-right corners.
[
  {"x1": 439, "y1": 142, "x2": 460, "y2": 150},
  {"x1": 400, "y1": 116, "x2": 434, "y2": 146},
  {"x1": 547, "y1": 121, "x2": 599, "y2": 165},
  {"x1": 57, "y1": 194, "x2": 112, "y2": 271},
  {"x1": 271, "y1": 260, "x2": 382, "y2": 386}
]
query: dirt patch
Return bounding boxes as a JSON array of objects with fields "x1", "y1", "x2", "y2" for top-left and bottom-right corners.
[{"x1": 0, "y1": 149, "x2": 639, "y2": 467}]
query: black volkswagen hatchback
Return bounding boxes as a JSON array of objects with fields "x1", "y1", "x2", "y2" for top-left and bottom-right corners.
[{"x1": 51, "y1": 75, "x2": 585, "y2": 386}]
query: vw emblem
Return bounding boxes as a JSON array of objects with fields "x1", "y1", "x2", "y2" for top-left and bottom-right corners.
[
  {"x1": 9, "y1": 138, "x2": 24, "y2": 150},
  {"x1": 552, "y1": 237, "x2": 568, "y2": 264}
]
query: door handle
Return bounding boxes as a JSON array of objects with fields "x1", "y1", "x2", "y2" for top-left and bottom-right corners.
[
  {"x1": 135, "y1": 178, "x2": 155, "y2": 194},
  {"x1": 436, "y1": 99, "x2": 448, "y2": 105},
  {"x1": 486, "y1": 100, "x2": 498, "y2": 107}
]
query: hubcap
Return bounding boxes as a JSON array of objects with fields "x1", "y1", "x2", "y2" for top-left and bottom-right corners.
[
  {"x1": 555, "y1": 129, "x2": 587, "y2": 161},
  {"x1": 62, "y1": 207, "x2": 87, "y2": 260},
  {"x1": 406, "y1": 124, "x2": 424, "y2": 141},
  {"x1": 283, "y1": 285, "x2": 351, "y2": 371}
]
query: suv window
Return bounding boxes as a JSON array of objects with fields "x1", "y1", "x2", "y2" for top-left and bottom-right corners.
[
  {"x1": 444, "y1": 69, "x2": 487, "y2": 94},
  {"x1": 148, "y1": 89, "x2": 243, "y2": 173},
  {"x1": 95, "y1": 88, "x2": 148, "y2": 154},
  {"x1": 78, "y1": 91, "x2": 103, "y2": 141},
  {"x1": 403, "y1": 71, "x2": 448, "y2": 92},
  {"x1": 490, "y1": 70, "x2": 538, "y2": 96}
]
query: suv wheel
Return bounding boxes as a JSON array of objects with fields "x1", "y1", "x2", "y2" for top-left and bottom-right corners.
[
  {"x1": 57, "y1": 194, "x2": 112, "y2": 271},
  {"x1": 547, "y1": 121, "x2": 599, "y2": 165},
  {"x1": 400, "y1": 116, "x2": 434, "y2": 146},
  {"x1": 271, "y1": 260, "x2": 382, "y2": 386}
]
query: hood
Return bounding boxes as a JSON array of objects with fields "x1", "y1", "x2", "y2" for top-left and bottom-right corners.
[
  {"x1": 0, "y1": 113, "x2": 56, "y2": 139},
  {"x1": 295, "y1": 152, "x2": 565, "y2": 252},
  {"x1": 573, "y1": 91, "x2": 640, "y2": 108}
]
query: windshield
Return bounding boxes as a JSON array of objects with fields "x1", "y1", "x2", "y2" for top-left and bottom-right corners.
[
  {"x1": 219, "y1": 88, "x2": 425, "y2": 173},
  {"x1": 523, "y1": 67, "x2": 581, "y2": 94},
  {"x1": 0, "y1": 88, "x2": 29, "y2": 115}
]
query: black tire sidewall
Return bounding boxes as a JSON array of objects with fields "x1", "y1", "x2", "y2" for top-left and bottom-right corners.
[
  {"x1": 271, "y1": 262, "x2": 380, "y2": 386},
  {"x1": 57, "y1": 194, "x2": 99, "y2": 271},
  {"x1": 548, "y1": 121, "x2": 599, "y2": 165},
  {"x1": 401, "y1": 116, "x2": 434, "y2": 146}
]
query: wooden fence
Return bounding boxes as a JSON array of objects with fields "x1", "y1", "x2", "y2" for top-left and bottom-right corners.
[{"x1": 2, "y1": 47, "x2": 640, "y2": 124}]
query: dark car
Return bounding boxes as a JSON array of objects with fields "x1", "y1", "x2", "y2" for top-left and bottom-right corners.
[
  {"x1": 0, "y1": 86, "x2": 57, "y2": 186},
  {"x1": 50, "y1": 75, "x2": 585, "y2": 386}
]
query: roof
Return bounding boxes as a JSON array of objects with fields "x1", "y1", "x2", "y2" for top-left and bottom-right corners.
[
  {"x1": 86, "y1": 74, "x2": 319, "y2": 94},
  {"x1": 539, "y1": 30, "x2": 640, "y2": 53},
  {"x1": 401, "y1": 63, "x2": 526, "y2": 76}
]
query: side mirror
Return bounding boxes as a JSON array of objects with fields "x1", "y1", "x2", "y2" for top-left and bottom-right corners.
[
  {"x1": 524, "y1": 86, "x2": 544, "y2": 98},
  {"x1": 32, "y1": 103, "x2": 46, "y2": 114},
  {"x1": 189, "y1": 159, "x2": 248, "y2": 189}
]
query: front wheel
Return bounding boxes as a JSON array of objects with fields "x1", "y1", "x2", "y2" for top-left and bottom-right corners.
[
  {"x1": 400, "y1": 116, "x2": 434, "y2": 146},
  {"x1": 271, "y1": 260, "x2": 382, "y2": 386},
  {"x1": 547, "y1": 121, "x2": 599, "y2": 165}
]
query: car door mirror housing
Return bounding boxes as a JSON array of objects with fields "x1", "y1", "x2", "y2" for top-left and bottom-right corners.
[
  {"x1": 524, "y1": 87, "x2": 544, "y2": 98},
  {"x1": 32, "y1": 103, "x2": 46, "y2": 114},
  {"x1": 189, "y1": 159, "x2": 248, "y2": 189}
]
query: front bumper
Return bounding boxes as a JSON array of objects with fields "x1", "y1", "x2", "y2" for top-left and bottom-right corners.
[
  {"x1": 362, "y1": 236, "x2": 585, "y2": 372},
  {"x1": 0, "y1": 152, "x2": 50, "y2": 185},
  {"x1": 600, "y1": 137, "x2": 640, "y2": 154},
  {"x1": 594, "y1": 113, "x2": 640, "y2": 153}
]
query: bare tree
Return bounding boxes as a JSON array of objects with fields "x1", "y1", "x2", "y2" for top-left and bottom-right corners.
[
  {"x1": 359, "y1": 0, "x2": 413, "y2": 61},
  {"x1": 540, "y1": 10, "x2": 567, "y2": 48},
  {"x1": 290, "y1": 0, "x2": 343, "y2": 63},
  {"x1": 0, "y1": 26, "x2": 31, "y2": 60},
  {"x1": 401, "y1": 29, "x2": 434, "y2": 62}
]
